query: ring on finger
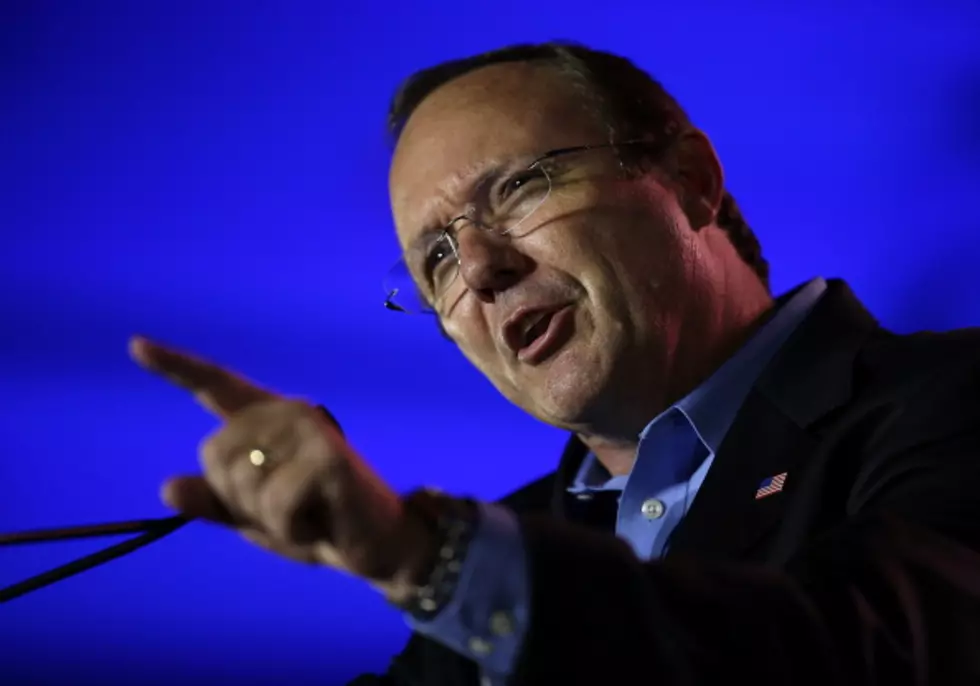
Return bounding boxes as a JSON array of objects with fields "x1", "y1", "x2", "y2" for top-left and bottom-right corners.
[
  {"x1": 227, "y1": 446, "x2": 280, "y2": 523},
  {"x1": 248, "y1": 447, "x2": 273, "y2": 469}
]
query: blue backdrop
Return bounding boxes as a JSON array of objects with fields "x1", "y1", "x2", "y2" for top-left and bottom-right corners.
[{"x1": 3, "y1": 2, "x2": 979, "y2": 684}]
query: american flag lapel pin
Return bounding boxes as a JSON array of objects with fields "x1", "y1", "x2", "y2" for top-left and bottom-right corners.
[{"x1": 755, "y1": 472, "x2": 787, "y2": 500}]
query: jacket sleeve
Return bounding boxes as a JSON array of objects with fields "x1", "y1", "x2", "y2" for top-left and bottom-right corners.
[{"x1": 511, "y1": 365, "x2": 980, "y2": 686}]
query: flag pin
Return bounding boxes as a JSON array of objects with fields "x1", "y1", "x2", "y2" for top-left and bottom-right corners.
[{"x1": 755, "y1": 472, "x2": 787, "y2": 499}]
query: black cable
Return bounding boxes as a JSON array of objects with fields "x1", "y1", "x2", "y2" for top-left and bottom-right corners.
[{"x1": 0, "y1": 516, "x2": 190, "y2": 604}]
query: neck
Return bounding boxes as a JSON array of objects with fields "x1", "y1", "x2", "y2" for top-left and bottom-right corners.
[{"x1": 580, "y1": 269, "x2": 774, "y2": 477}]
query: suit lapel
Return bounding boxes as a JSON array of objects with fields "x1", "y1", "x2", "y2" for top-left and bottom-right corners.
[
  {"x1": 548, "y1": 280, "x2": 880, "y2": 557},
  {"x1": 665, "y1": 388, "x2": 819, "y2": 558},
  {"x1": 670, "y1": 280, "x2": 879, "y2": 558}
]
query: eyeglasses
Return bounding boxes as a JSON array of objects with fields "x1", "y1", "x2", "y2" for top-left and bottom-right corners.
[
  {"x1": 382, "y1": 138, "x2": 670, "y2": 316},
  {"x1": 0, "y1": 515, "x2": 189, "y2": 604}
]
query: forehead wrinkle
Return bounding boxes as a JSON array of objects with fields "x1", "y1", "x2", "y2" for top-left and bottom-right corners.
[
  {"x1": 410, "y1": 155, "x2": 507, "y2": 242},
  {"x1": 390, "y1": 61, "x2": 603, "y2": 252}
]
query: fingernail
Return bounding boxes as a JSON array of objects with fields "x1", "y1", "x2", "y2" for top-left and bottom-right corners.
[{"x1": 129, "y1": 336, "x2": 156, "y2": 362}]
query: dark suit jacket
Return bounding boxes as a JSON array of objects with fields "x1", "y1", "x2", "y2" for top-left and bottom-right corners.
[{"x1": 349, "y1": 280, "x2": 980, "y2": 686}]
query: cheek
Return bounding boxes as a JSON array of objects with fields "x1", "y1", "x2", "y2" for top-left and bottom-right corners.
[
  {"x1": 573, "y1": 198, "x2": 699, "y2": 338},
  {"x1": 445, "y1": 307, "x2": 529, "y2": 402},
  {"x1": 593, "y1": 188, "x2": 692, "y2": 274},
  {"x1": 543, "y1": 180, "x2": 682, "y2": 259},
  {"x1": 443, "y1": 308, "x2": 501, "y2": 374}
]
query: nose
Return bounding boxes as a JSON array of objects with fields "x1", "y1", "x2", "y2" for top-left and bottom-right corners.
[{"x1": 454, "y1": 225, "x2": 532, "y2": 303}]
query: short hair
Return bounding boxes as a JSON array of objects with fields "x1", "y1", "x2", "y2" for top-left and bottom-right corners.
[{"x1": 387, "y1": 41, "x2": 770, "y2": 289}]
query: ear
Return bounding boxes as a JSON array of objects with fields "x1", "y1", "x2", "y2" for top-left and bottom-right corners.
[{"x1": 670, "y1": 129, "x2": 725, "y2": 231}]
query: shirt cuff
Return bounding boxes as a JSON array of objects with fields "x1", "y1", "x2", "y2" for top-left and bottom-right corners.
[{"x1": 405, "y1": 500, "x2": 529, "y2": 678}]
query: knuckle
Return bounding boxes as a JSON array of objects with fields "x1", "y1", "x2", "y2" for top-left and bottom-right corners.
[
  {"x1": 284, "y1": 399, "x2": 319, "y2": 424},
  {"x1": 233, "y1": 398, "x2": 277, "y2": 423},
  {"x1": 291, "y1": 407, "x2": 337, "y2": 449},
  {"x1": 236, "y1": 398, "x2": 309, "y2": 433}
]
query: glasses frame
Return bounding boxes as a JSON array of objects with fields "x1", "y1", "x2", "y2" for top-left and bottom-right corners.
[{"x1": 382, "y1": 138, "x2": 669, "y2": 315}]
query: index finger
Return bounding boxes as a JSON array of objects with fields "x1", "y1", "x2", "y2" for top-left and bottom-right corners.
[{"x1": 129, "y1": 335, "x2": 271, "y2": 416}]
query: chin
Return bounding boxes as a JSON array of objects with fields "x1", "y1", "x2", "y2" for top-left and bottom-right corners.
[
  {"x1": 502, "y1": 308, "x2": 620, "y2": 429},
  {"x1": 526, "y1": 342, "x2": 613, "y2": 429}
]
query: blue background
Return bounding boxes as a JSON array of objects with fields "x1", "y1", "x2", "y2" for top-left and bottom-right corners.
[{"x1": 2, "y1": 2, "x2": 979, "y2": 684}]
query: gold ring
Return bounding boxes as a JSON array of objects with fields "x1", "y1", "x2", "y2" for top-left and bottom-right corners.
[{"x1": 248, "y1": 448, "x2": 271, "y2": 468}]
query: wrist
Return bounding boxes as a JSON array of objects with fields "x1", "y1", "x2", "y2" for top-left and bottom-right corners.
[
  {"x1": 381, "y1": 489, "x2": 479, "y2": 618},
  {"x1": 374, "y1": 504, "x2": 441, "y2": 605}
]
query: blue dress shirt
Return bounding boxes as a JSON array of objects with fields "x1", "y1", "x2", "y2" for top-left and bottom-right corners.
[{"x1": 408, "y1": 278, "x2": 828, "y2": 684}]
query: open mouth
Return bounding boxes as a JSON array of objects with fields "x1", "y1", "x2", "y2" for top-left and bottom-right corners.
[
  {"x1": 511, "y1": 304, "x2": 575, "y2": 365},
  {"x1": 521, "y1": 312, "x2": 554, "y2": 348}
]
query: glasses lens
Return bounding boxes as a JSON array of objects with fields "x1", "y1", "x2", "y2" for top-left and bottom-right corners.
[
  {"x1": 382, "y1": 162, "x2": 554, "y2": 315},
  {"x1": 492, "y1": 164, "x2": 553, "y2": 239}
]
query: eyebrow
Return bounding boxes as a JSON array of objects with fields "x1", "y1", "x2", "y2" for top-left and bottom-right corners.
[{"x1": 407, "y1": 161, "x2": 511, "y2": 254}]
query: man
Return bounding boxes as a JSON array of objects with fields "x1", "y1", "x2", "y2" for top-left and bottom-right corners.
[{"x1": 132, "y1": 42, "x2": 980, "y2": 685}]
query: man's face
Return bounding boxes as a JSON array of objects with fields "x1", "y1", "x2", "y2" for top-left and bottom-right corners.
[{"x1": 389, "y1": 62, "x2": 722, "y2": 436}]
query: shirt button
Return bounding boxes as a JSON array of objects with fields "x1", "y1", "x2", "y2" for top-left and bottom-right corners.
[
  {"x1": 489, "y1": 611, "x2": 514, "y2": 637},
  {"x1": 469, "y1": 637, "x2": 493, "y2": 655},
  {"x1": 641, "y1": 498, "x2": 665, "y2": 519}
]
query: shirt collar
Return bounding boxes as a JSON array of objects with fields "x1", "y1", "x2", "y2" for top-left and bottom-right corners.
[
  {"x1": 674, "y1": 277, "x2": 828, "y2": 454},
  {"x1": 571, "y1": 277, "x2": 828, "y2": 490}
]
